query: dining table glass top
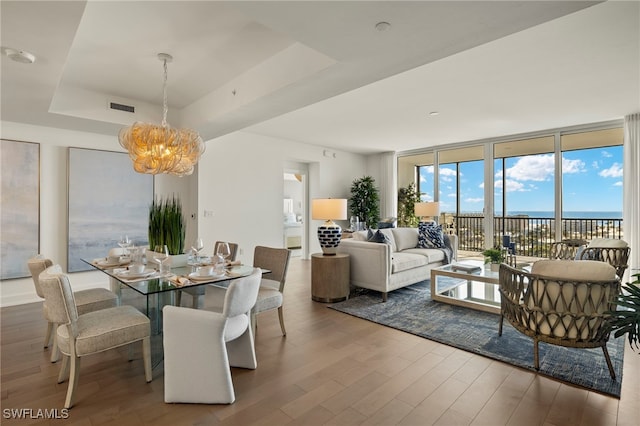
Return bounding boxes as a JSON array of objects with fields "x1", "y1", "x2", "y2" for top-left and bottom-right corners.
[{"x1": 82, "y1": 258, "x2": 256, "y2": 296}]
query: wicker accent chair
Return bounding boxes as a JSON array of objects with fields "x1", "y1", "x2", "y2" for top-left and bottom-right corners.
[
  {"x1": 27, "y1": 256, "x2": 118, "y2": 362},
  {"x1": 163, "y1": 268, "x2": 261, "y2": 404},
  {"x1": 549, "y1": 238, "x2": 629, "y2": 280},
  {"x1": 548, "y1": 239, "x2": 588, "y2": 260},
  {"x1": 498, "y1": 260, "x2": 620, "y2": 379},
  {"x1": 252, "y1": 246, "x2": 292, "y2": 336},
  {"x1": 38, "y1": 264, "x2": 152, "y2": 408},
  {"x1": 176, "y1": 241, "x2": 239, "y2": 308}
]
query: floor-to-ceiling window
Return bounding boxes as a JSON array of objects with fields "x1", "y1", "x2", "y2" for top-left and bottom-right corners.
[
  {"x1": 494, "y1": 136, "x2": 555, "y2": 256},
  {"x1": 396, "y1": 122, "x2": 624, "y2": 258},
  {"x1": 560, "y1": 128, "x2": 624, "y2": 241}
]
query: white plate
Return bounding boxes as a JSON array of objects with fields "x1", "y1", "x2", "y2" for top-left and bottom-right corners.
[
  {"x1": 116, "y1": 268, "x2": 155, "y2": 279},
  {"x1": 188, "y1": 272, "x2": 225, "y2": 281},
  {"x1": 96, "y1": 258, "x2": 131, "y2": 267}
]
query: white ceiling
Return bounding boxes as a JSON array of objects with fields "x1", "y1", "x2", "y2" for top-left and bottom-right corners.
[{"x1": 1, "y1": 1, "x2": 638, "y2": 154}]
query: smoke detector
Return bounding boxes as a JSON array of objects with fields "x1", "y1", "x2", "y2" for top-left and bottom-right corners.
[{"x1": 4, "y1": 48, "x2": 36, "y2": 64}]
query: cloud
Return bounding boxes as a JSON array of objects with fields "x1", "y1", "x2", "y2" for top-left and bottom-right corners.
[
  {"x1": 614, "y1": 181, "x2": 623, "y2": 186},
  {"x1": 602, "y1": 150, "x2": 613, "y2": 158},
  {"x1": 495, "y1": 179, "x2": 527, "y2": 192},
  {"x1": 465, "y1": 197, "x2": 483, "y2": 203},
  {"x1": 447, "y1": 193, "x2": 456, "y2": 198},
  {"x1": 599, "y1": 163, "x2": 623, "y2": 178},
  {"x1": 440, "y1": 168, "x2": 457, "y2": 177},
  {"x1": 592, "y1": 161, "x2": 599, "y2": 169},
  {"x1": 502, "y1": 154, "x2": 585, "y2": 182}
]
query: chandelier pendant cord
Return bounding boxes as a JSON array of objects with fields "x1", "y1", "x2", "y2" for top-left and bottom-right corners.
[{"x1": 162, "y1": 57, "x2": 168, "y2": 128}]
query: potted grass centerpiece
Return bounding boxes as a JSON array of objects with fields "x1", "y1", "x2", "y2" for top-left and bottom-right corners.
[
  {"x1": 148, "y1": 195, "x2": 187, "y2": 267},
  {"x1": 482, "y1": 247, "x2": 505, "y2": 272}
]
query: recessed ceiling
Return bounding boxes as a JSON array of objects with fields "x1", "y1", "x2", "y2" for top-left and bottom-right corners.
[{"x1": 1, "y1": 1, "x2": 638, "y2": 155}]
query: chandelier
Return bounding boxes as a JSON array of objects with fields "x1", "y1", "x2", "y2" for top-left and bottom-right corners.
[{"x1": 119, "y1": 53, "x2": 205, "y2": 177}]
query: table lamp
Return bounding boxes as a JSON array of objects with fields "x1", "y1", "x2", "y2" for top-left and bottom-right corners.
[
  {"x1": 312, "y1": 198, "x2": 347, "y2": 255},
  {"x1": 414, "y1": 201, "x2": 440, "y2": 223}
]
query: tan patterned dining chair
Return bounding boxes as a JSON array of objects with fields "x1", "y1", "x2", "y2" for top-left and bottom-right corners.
[
  {"x1": 163, "y1": 268, "x2": 261, "y2": 404},
  {"x1": 251, "y1": 246, "x2": 292, "y2": 336},
  {"x1": 176, "y1": 241, "x2": 239, "y2": 308},
  {"x1": 27, "y1": 255, "x2": 119, "y2": 362},
  {"x1": 38, "y1": 264, "x2": 152, "y2": 408}
]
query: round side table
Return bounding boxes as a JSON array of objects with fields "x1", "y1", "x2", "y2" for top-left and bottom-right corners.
[{"x1": 311, "y1": 253, "x2": 350, "y2": 303}]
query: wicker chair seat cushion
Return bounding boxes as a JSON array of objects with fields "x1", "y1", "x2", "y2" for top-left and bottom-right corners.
[
  {"x1": 526, "y1": 260, "x2": 617, "y2": 340},
  {"x1": 587, "y1": 238, "x2": 628, "y2": 248},
  {"x1": 57, "y1": 305, "x2": 150, "y2": 356}
]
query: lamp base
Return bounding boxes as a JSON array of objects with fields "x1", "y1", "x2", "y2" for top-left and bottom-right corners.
[{"x1": 317, "y1": 221, "x2": 342, "y2": 256}]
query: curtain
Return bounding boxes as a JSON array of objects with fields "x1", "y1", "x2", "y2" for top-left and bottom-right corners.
[
  {"x1": 623, "y1": 113, "x2": 640, "y2": 280},
  {"x1": 377, "y1": 151, "x2": 397, "y2": 220}
]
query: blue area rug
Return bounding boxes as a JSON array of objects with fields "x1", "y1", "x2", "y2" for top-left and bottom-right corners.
[{"x1": 329, "y1": 281, "x2": 624, "y2": 398}]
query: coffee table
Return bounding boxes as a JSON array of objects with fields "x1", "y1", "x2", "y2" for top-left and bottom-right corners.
[{"x1": 430, "y1": 260, "x2": 501, "y2": 314}]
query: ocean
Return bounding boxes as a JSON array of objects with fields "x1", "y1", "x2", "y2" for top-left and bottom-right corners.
[{"x1": 504, "y1": 211, "x2": 622, "y2": 219}]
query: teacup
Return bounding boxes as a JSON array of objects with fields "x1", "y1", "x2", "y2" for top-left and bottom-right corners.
[
  {"x1": 107, "y1": 255, "x2": 121, "y2": 264},
  {"x1": 197, "y1": 266, "x2": 214, "y2": 276},
  {"x1": 129, "y1": 264, "x2": 145, "y2": 274}
]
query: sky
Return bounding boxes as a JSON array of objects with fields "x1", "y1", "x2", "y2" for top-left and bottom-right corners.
[{"x1": 419, "y1": 146, "x2": 623, "y2": 215}]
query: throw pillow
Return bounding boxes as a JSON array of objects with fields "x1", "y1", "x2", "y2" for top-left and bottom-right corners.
[
  {"x1": 367, "y1": 229, "x2": 391, "y2": 244},
  {"x1": 418, "y1": 222, "x2": 445, "y2": 248}
]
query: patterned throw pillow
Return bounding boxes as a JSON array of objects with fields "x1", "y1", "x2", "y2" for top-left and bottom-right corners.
[
  {"x1": 367, "y1": 229, "x2": 391, "y2": 244},
  {"x1": 418, "y1": 222, "x2": 445, "y2": 248}
]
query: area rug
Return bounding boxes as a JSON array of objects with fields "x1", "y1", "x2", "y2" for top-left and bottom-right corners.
[{"x1": 329, "y1": 281, "x2": 624, "y2": 398}]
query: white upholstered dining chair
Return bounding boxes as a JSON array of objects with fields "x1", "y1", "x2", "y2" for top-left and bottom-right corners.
[
  {"x1": 27, "y1": 255, "x2": 119, "y2": 362},
  {"x1": 38, "y1": 264, "x2": 152, "y2": 408},
  {"x1": 162, "y1": 267, "x2": 262, "y2": 404}
]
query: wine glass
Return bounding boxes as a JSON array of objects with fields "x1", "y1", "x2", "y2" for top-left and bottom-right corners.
[
  {"x1": 191, "y1": 238, "x2": 204, "y2": 263},
  {"x1": 153, "y1": 245, "x2": 169, "y2": 274},
  {"x1": 216, "y1": 242, "x2": 231, "y2": 262},
  {"x1": 117, "y1": 235, "x2": 132, "y2": 261}
]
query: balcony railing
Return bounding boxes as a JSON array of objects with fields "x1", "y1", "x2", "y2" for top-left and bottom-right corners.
[{"x1": 451, "y1": 214, "x2": 624, "y2": 258}]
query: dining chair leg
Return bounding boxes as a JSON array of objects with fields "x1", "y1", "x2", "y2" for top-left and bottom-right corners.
[
  {"x1": 277, "y1": 307, "x2": 286, "y2": 336},
  {"x1": 602, "y1": 345, "x2": 616, "y2": 379},
  {"x1": 142, "y1": 337, "x2": 152, "y2": 382},
  {"x1": 44, "y1": 322, "x2": 54, "y2": 349},
  {"x1": 57, "y1": 355, "x2": 70, "y2": 383},
  {"x1": 50, "y1": 335, "x2": 61, "y2": 363},
  {"x1": 251, "y1": 312, "x2": 257, "y2": 337},
  {"x1": 64, "y1": 356, "x2": 81, "y2": 409}
]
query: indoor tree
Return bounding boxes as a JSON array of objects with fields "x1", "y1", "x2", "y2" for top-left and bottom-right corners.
[
  {"x1": 397, "y1": 183, "x2": 422, "y2": 227},
  {"x1": 349, "y1": 176, "x2": 380, "y2": 229}
]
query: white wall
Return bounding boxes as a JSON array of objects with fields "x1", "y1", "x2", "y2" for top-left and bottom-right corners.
[
  {"x1": 197, "y1": 131, "x2": 367, "y2": 264},
  {"x1": 1, "y1": 123, "x2": 369, "y2": 306},
  {"x1": 0, "y1": 121, "x2": 196, "y2": 306}
]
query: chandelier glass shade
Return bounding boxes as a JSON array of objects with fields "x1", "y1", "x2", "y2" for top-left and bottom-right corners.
[{"x1": 119, "y1": 53, "x2": 205, "y2": 177}]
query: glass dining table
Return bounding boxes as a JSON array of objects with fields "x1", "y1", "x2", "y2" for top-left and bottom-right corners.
[{"x1": 82, "y1": 258, "x2": 259, "y2": 367}]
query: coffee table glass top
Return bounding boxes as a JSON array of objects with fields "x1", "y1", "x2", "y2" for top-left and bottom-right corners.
[{"x1": 431, "y1": 260, "x2": 501, "y2": 313}]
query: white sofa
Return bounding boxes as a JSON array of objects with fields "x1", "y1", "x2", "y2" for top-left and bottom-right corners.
[{"x1": 337, "y1": 227, "x2": 458, "y2": 301}]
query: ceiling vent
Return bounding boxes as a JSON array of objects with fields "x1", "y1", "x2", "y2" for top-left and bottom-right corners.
[{"x1": 109, "y1": 102, "x2": 135, "y2": 113}]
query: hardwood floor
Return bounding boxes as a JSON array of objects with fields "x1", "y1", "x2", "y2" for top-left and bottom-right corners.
[{"x1": 2, "y1": 258, "x2": 639, "y2": 425}]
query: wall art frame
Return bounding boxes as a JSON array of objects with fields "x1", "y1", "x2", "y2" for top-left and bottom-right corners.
[
  {"x1": 67, "y1": 147, "x2": 154, "y2": 272},
  {"x1": 0, "y1": 139, "x2": 40, "y2": 280}
]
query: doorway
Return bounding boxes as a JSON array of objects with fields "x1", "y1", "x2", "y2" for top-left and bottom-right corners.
[{"x1": 283, "y1": 163, "x2": 308, "y2": 258}]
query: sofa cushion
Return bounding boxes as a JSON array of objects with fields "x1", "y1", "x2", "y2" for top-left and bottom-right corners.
[
  {"x1": 401, "y1": 248, "x2": 445, "y2": 263},
  {"x1": 367, "y1": 229, "x2": 392, "y2": 244},
  {"x1": 418, "y1": 222, "x2": 445, "y2": 248},
  {"x1": 391, "y1": 252, "x2": 430, "y2": 273},
  {"x1": 392, "y1": 227, "x2": 419, "y2": 251}
]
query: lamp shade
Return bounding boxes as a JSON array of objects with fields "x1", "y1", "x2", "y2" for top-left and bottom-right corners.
[
  {"x1": 312, "y1": 199, "x2": 348, "y2": 221},
  {"x1": 312, "y1": 198, "x2": 347, "y2": 255},
  {"x1": 414, "y1": 201, "x2": 440, "y2": 218}
]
